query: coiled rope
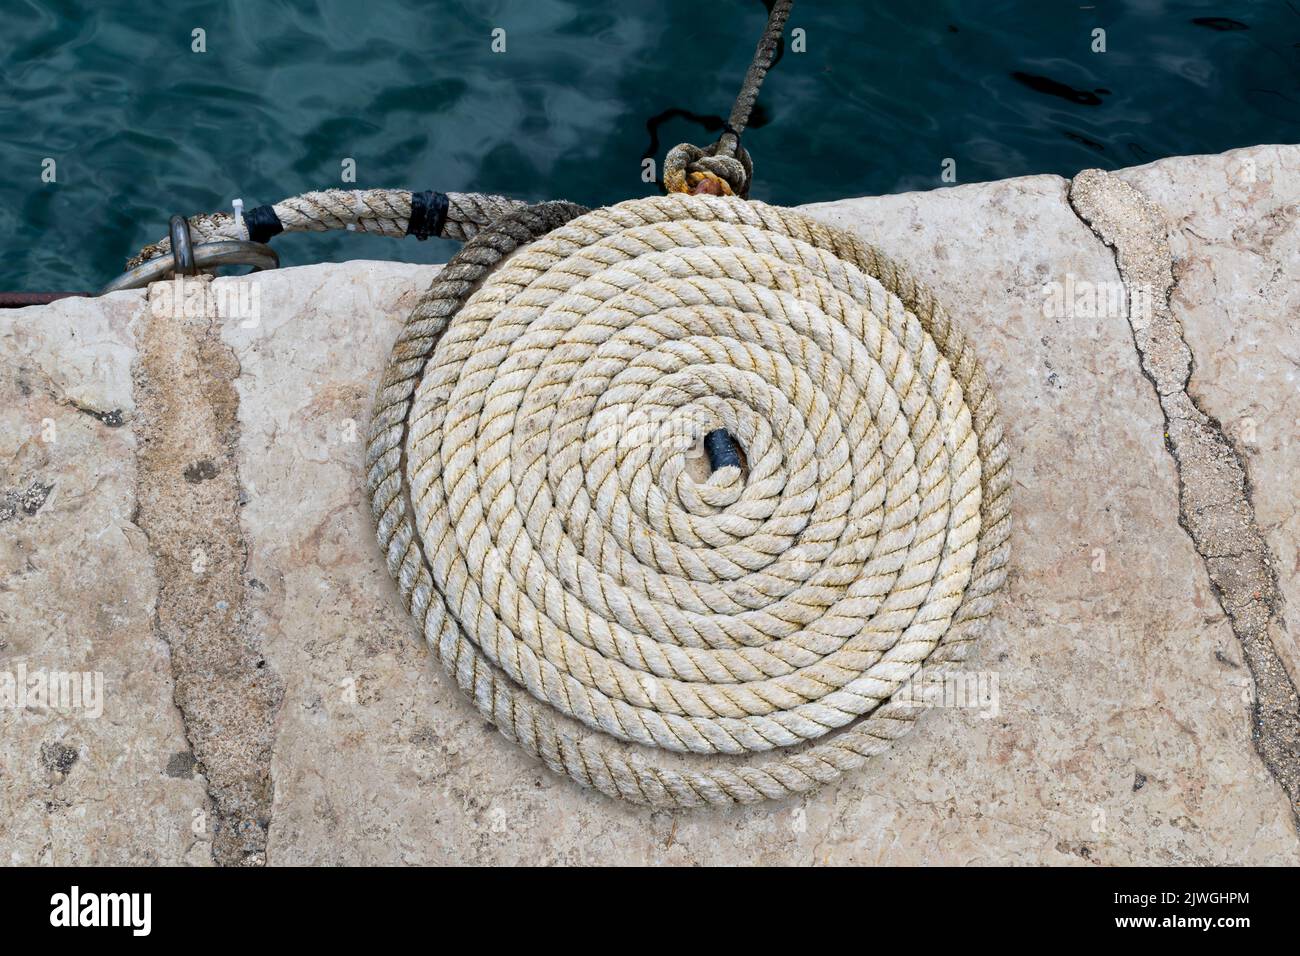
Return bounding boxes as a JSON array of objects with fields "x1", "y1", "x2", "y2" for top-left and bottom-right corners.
[
  {"x1": 366, "y1": 195, "x2": 1010, "y2": 806},
  {"x1": 120, "y1": 0, "x2": 1010, "y2": 807}
]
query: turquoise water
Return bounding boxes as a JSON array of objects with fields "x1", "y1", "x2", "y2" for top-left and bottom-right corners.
[{"x1": 2, "y1": 0, "x2": 1297, "y2": 290}]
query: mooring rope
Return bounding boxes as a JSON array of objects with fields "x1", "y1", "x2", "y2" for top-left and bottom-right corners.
[
  {"x1": 364, "y1": 195, "x2": 1010, "y2": 806},
  {"x1": 124, "y1": 189, "x2": 525, "y2": 269},
  {"x1": 117, "y1": 0, "x2": 1010, "y2": 807},
  {"x1": 662, "y1": 0, "x2": 791, "y2": 197}
]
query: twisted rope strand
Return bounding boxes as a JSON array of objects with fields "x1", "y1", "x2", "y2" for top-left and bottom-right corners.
[
  {"x1": 720, "y1": 0, "x2": 793, "y2": 155},
  {"x1": 125, "y1": 189, "x2": 524, "y2": 269},
  {"x1": 663, "y1": 0, "x2": 793, "y2": 197}
]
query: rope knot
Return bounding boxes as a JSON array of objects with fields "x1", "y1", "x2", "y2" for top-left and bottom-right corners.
[{"x1": 664, "y1": 140, "x2": 754, "y2": 197}]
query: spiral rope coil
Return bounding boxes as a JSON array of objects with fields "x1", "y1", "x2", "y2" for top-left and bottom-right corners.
[{"x1": 365, "y1": 194, "x2": 1010, "y2": 806}]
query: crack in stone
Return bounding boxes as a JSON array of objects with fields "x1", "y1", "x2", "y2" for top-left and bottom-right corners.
[
  {"x1": 62, "y1": 396, "x2": 126, "y2": 428},
  {"x1": 129, "y1": 276, "x2": 284, "y2": 865},
  {"x1": 1067, "y1": 168, "x2": 1300, "y2": 831}
]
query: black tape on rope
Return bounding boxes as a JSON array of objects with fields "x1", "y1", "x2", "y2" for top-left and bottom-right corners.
[
  {"x1": 704, "y1": 429, "x2": 743, "y2": 472},
  {"x1": 407, "y1": 190, "x2": 450, "y2": 241},
  {"x1": 243, "y1": 205, "x2": 284, "y2": 244}
]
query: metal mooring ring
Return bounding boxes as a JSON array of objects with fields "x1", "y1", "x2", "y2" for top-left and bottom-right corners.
[
  {"x1": 98, "y1": 240, "x2": 280, "y2": 295},
  {"x1": 169, "y1": 215, "x2": 197, "y2": 276}
]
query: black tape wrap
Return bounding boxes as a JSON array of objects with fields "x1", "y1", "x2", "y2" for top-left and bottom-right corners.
[
  {"x1": 407, "y1": 190, "x2": 450, "y2": 241},
  {"x1": 704, "y1": 429, "x2": 743, "y2": 472},
  {"x1": 244, "y1": 205, "x2": 284, "y2": 244}
]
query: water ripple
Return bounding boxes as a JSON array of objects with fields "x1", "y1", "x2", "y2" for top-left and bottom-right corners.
[{"x1": 0, "y1": 0, "x2": 1295, "y2": 288}]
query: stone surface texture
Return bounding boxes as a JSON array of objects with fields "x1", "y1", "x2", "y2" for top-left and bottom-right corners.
[
  {"x1": 1115, "y1": 148, "x2": 1300, "y2": 690},
  {"x1": 0, "y1": 295, "x2": 212, "y2": 865},
  {"x1": 1, "y1": 145, "x2": 1297, "y2": 865}
]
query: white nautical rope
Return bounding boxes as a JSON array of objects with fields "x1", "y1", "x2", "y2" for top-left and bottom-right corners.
[
  {"x1": 366, "y1": 194, "x2": 1011, "y2": 807},
  {"x1": 125, "y1": 189, "x2": 525, "y2": 268}
]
